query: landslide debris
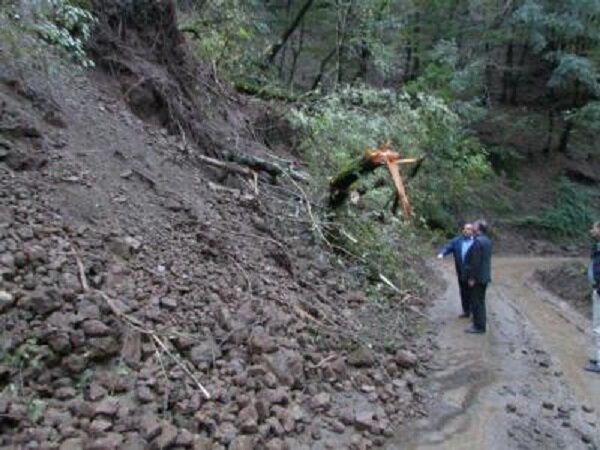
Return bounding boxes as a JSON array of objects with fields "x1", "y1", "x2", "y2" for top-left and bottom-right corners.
[{"x1": 0, "y1": 1, "x2": 431, "y2": 449}]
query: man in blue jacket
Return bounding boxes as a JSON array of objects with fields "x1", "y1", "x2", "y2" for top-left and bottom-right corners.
[
  {"x1": 437, "y1": 222, "x2": 475, "y2": 318},
  {"x1": 584, "y1": 221, "x2": 600, "y2": 373},
  {"x1": 464, "y1": 219, "x2": 492, "y2": 334}
]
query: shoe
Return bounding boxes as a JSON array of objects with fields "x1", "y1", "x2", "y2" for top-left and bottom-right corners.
[
  {"x1": 464, "y1": 326, "x2": 485, "y2": 334},
  {"x1": 583, "y1": 362, "x2": 600, "y2": 373},
  {"x1": 458, "y1": 313, "x2": 470, "y2": 319}
]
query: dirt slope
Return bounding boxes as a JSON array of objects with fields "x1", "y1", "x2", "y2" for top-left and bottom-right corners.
[
  {"x1": 0, "y1": 32, "x2": 434, "y2": 450},
  {"x1": 391, "y1": 257, "x2": 600, "y2": 449}
]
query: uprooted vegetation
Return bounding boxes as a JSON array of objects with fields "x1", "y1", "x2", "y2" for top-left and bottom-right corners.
[{"x1": 0, "y1": 2, "x2": 437, "y2": 449}]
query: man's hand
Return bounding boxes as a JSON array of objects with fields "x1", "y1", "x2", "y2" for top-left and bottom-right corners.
[
  {"x1": 468, "y1": 278, "x2": 475, "y2": 287},
  {"x1": 437, "y1": 253, "x2": 443, "y2": 259}
]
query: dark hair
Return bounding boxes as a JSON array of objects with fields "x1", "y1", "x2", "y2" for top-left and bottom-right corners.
[{"x1": 475, "y1": 219, "x2": 488, "y2": 234}]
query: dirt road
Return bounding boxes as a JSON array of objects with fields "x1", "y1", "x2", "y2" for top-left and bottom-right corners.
[{"x1": 389, "y1": 257, "x2": 600, "y2": 449}]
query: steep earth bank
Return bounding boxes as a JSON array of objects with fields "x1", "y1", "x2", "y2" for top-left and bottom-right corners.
[{"x1": 0, "y1": 18, "x2": 431, "y2": 450}]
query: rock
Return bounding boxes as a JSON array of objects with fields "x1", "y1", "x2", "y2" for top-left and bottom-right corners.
[
  {"x1": 175, "y1": 429, "x2": 193, "y2": 447},
  {"x1": 86, "y1": 433, "x2": 124, "y2": 450},
  {"x1": 582, "y1": 404, "x2": 594, "y2": 413},
  {"x1": 273, "y1": 406, "x2": 295, "y2": 432},
  {"x1": 542, "y1": 401, "x2": 554, "y2": 410},
  {"x1": 229, "y1": 435, "x2": 256, "y2": 450},
  {"x1": 0, "y1": 290, "x2": 15, "y2": 312},
  {"x1": 345, "y1": 291, "x2": 367, "y2": 307},
  {"x1": 88, "y1": 337, "x2": 120, "y2": 360},
  {"x1": 82, "y1": 320, "x2": 111, "y2": 337},
  {"x1": 191, "y1": 435, "x2": 213, "y2": 450},
  {"x1": 214, "y1": 422, "x2": 238, "y2": 445},
  {"x1": 60, "y1": 438, "x2": 84, "y2": 450},
  {"x1": 159, "y1": 297, "x2": 177, "y2": 310},
  {"x1": 347, "y1": 345, "x2": 375, "y2": 368},
  {"x1": 354, "y1": 409, "x2": 375, "y2": 430},
  {"x1": 94, "y1": 397, "x2": 119, "y2": 417},
  {"x1": 136, "y1": 385, "x2": 154, "y2": 403},
  {"x1": 87, "y1": 383, "x2": 108, "y2": 402},
  {"x1": 248, "y1": 327, "x2": 277, "y2": 354},
  {"x1": 329, "y1": 419, "x2": 346, "y2": 434},
  {"x1": 107, "y1": 236, "x2": 141, "y2": 260},
  {"x1": 90, "y1": 418, "x2": 113, "y2": 433},
  {"x1": 262, "y1": 349, "x2": 304, "y2": 387},
  {"x1": 237, "y1": 404, "x2": 259, "y2": 433},
  {"x1": 265, "y1": 438, "x2": 285, "y2": 450},
  {"x1": 44, "y1": 331, "x2": 71, "y2": 355},
  {"x1": 260, "y1": 387, "x2": 289, "y2": 405},
  {"x1": 310, "y1": 393, "x2": 331, "y2": 411},
  {"x1": 24, "y1": 244, "x2": 47, "y2": 264},
  {"x1": 505, "y1": 403, "x2": 517, "y2": 413},
  {"x1": 216, "y1": 306, "x2": 232, "y2": 331},
  {"x1": 139, "y1": 414, "x2": 162, "y2": 441},
  {"x1": 26, "y1": 288, "x2": 62, "y2": 315},
  {"x1": 395, "y1": 350, "x2": 418, "y2": 368},
  {"x1": 55, "y1": 387, "x2": 76, "y2": 401},
  {"x1": 189, "y1": 338, "x2": 222, "y2": 366},
  {"x1": 150, "y1": 423, "x2": 178, "y2": 450}
]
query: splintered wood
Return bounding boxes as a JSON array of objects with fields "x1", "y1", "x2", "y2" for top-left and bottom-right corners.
[{"x1": 329, "y1": 141, "x2": 424, "y2": 219}]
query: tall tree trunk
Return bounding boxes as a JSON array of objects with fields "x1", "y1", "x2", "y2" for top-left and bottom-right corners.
[
  {"x1": 501, "y1": 40, "x2": 513, "y2": 103},
  {"x1": 510, "y1": 42, "x2": 529, "y2": 105},
  {"x1": 543, "y1": 109, "x2": 554, "y2": 154},
  {"x1": 288, "y1": 21, "x2": 305, "y2": 87},
  {"x1": 335, "y1": 0, "x2": 353, "y2": 86},
  {"x1": 265, "y1": 0, "x2": 315, "y2": 65},
  {"x1": 354, "y1": 40, "x2": 370, "y2": 82},
  {"x1": 411, "y1": 12, "x2": 421, "y2": 78},
  {"x1": 311, "y1": 48, "x2": 337, "y2": 91},
  {"x1": 557, "y1": 119, "x2": 573, "y2": 154}
]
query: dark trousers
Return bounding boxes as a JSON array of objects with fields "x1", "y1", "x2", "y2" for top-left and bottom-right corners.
[
  {"x1": 471, "y1": 283, "x2": 488, "y2": 331},
  {"x1": 458, "y1": 279, "x2": 471, "y2": 315}
]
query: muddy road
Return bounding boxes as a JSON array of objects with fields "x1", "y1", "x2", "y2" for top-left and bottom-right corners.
[{"x1": 390, "y1": 257, "x2": 600, "y2": 449}]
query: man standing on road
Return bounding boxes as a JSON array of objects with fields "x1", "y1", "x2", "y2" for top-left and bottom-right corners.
[
  {"x1": 437, "y1": 223, "x2": 475, "y2": 318},
  {"x1": 584, "y1": 221, "x2": 600, "y2": 373},
  {"x1": 464, "y1": 219, "x2": 492, "y2": 334}
]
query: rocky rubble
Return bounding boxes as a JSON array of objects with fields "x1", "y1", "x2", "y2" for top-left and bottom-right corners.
[{"x1": 0, "y1": 44, "x2": 430, "y2": 450}]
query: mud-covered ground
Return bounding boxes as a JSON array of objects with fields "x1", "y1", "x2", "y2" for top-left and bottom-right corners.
[
  {"x1": 0, "y1": 47, "x2": 436, "y2": 449},
  {"x1": 535, "y1": 260, "x2": 592, "y2": 319},
  {"x1": 392, "y1": 258, "x2": 599, "y2": 450}
]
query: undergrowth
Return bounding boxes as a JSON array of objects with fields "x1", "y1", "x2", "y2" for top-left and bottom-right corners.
[
  {"x1": 512, "y1": 178, "x2": 599, "y2": 239},
  {"x1": 290, "y1": 85, "x2": 492, "y2": 296},
  {"x1": 0, "y1": 0, "x2": 95, "y2": 79}
]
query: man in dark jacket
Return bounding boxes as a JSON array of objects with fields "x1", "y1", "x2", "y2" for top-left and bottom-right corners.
[
  {"x1": 464, "y1": 219, "x2": 492, "y2": 334},
  {"x1": 437, "y1": 223, "x2": 475, "y2": 318},
  {"x1": 584, "y1": 221, "x2": 600, "y2": 373}
]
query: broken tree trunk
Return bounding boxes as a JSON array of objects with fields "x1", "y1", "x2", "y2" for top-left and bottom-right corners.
[{"x1": 328, "y1": 142, "x2": 424, "y2": 219}]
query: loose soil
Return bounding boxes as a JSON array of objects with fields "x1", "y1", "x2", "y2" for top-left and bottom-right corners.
[
  {"x1": 0, "y1": 46, "x2": 430, "y2": 450},
  {"x1": 535, "y1": 260, "x2": 592, "y2": 319}
]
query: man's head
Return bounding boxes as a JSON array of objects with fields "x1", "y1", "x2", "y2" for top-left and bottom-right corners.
[
  {"x1": 591, "y1": 221, "x2": 600, "y2": 240},
  {"x1": 462, "y1": 222, "x2": 474, "y2": 238},
  {"x1": 473, "y1": 219, "x2": 488, "y2": 235}
]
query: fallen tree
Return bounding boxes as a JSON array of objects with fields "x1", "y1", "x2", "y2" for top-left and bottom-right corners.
[{"x1": 329, "y1": 142, "x2": 424, "y2": 219}]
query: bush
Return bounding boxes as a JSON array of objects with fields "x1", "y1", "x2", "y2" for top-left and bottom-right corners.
[
  {"x1": 289, "y1": 85, "x2": 491, "y2": 294},
  {"x1": 0, "y1": 0, "x2": 95, "y2": 70},
  {"x1": 513, "y1": 178, "x2": 599, "y2": 239}
]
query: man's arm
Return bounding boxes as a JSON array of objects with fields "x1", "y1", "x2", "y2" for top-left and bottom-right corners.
[{"x1": 437, "y1": 237, "x2": 458, "y2": 258}]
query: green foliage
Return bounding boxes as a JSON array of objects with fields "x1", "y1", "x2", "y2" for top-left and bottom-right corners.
[
  {"x1": 513, "y1": 178, "x2": 599, "y2": 238},
  {"x1": 33, "y1": 0, "x2": 96, "y2": 67},
  {"x1": 180, "y1": 0, "x2": 268, "y2": 79},
  {"x1": 290, "y1": 84, "x2": 491, "y2": 293},
  {"x1": 0, "y1": 0, "x2": 95, "y2": 70}
]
